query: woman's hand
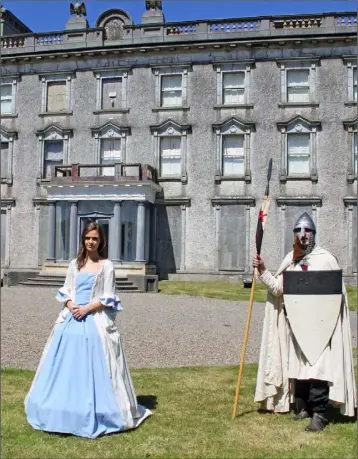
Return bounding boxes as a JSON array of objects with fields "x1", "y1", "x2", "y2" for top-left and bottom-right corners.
[
  {"x1": 252, "y1": 254, "x2": 266, "y2": 275},
  {"x1": 72, "y1": 306, "x2": 89, "y2": 321},
  {"x1": 65, "y1": 300, "x2": 75, "y2": 313}
]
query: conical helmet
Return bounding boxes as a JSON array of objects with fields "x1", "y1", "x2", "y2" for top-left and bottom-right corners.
[{"x1": 293, "y1": 212, "x2": 316, "y2": 234}]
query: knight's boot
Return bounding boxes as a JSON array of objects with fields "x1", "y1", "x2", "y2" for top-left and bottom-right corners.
[
  {"x1": 293, "y1": 398, "x2": 310, "y2": 421},
  {"x1": 304, "y1": 413, "x2": 329, "y2": 432}
]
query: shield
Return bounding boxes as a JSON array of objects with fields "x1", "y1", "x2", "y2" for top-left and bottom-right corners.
[{"x1": 283, "y1": 270, "x2": 342, "y2": 366}]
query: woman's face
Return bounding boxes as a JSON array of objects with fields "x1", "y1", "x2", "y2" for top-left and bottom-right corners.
[{"x1": 84, "y1": 229, "x2": 100, "y2": 254}]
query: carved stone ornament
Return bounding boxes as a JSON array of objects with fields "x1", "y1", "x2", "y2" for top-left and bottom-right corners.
[{"x1": 104, "y1": 18, "x2": 124, "y2": 40}]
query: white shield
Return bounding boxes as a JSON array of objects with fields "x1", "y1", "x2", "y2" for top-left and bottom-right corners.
[{"x1": 284, "y1": 294, "x2": 342, "y2": 365}]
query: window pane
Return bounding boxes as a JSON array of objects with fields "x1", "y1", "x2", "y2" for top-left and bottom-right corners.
[
  {"x1": 161, "y1": 75, "x2": 182, "y2": 91},
  {"x1": 354, "y1": 133, "x2": 357, "y2": 175},
  {"x1": 223, "y1": 88, "x2": 245, "y2": 105},
  {"x1": 288, "y1": 134, "x2": 310, "y2": 174},
  {"x1": 1, "y1": 142, "x2": 9, "y2": 178},
  {"x1": 287, "y1": 87, "x2": 310, "y2": 102},
  {"x1": 161, "y1": 157, "x2": 181, "y2": 176},
  {"x1": 287, "y1": 70, "x2": 309, "y2": 86},
  {"x1": 100, "y1": 138, "x2": 121, "y2": 176},
  {"x1": 1, "y1": 210, "x2": 6, "y2": 263},
  {"x1": 223, "y1": 135, "x2": 244, "y2": 156},
  {"x1": 160, "y1": 137, "x2": 181, "y2": 176},
  {"x1": 46, "y1": 81, "x2": 67, "y2": 112},
  {"x1": 1, "y1": 85, "x2": 12, "y2": 113},
  {"x1": 44, "y1": 140, "x2": 63, "y2": 177},
  {"x1": 223, "y1": 157, "x2": 245, "y2": 176},
  {"x1": 161, "y1": 75, "x2": 182, "y2": 107},
  {"x1": 223, "y1": 72, "x2": 245, "y2": 89},
  {"x1": 101, "y1": 78, "x2": 122, "y2": 109}
]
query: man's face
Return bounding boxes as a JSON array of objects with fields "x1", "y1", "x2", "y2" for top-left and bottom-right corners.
[{"x1": 293, "y1": 227, "x2": 313, "y2": 248}]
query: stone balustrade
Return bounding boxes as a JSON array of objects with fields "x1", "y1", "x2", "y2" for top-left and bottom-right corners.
[{"x1": 0, "y1": 12, "x2": 356, "y2": 55}]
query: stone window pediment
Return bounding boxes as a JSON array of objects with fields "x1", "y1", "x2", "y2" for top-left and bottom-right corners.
[
  {"x1": 36, "y1": 124, "x2": 73, "y2": 141},
  {"x1": 1, "y1": 126, "x2": 17, "y2": 185},
  {"x1": 150, "y1": 120, "x2": 191, "y2": 137},
  {"x1": 91, "y1": 122, "x2": 131, "y2": 139},
  {"x1": 277, "y1": 116, "x2": 321, "y2": 182}
]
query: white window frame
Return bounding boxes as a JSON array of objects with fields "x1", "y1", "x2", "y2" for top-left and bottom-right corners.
[
  {"x1": 212, "y1": 117, "x2": 255, "y2": 182},
  {"x1": 159, "y1": 136, "x2": 182, "y2": 178},
  {"x1": 91, "y1": 122, "x2": 130, "y2": 173},
  {"x1": 151, "y1": 65, "x2": 191, "y2": 111},
  {"x1": 344, "y1": 198, "x2": 357, "y2": 275},
  {"x1": 343, "y1": 119, "x2": 357, "y2": 183},
  {"x1": 213, "y1": 61, "x2": 254, "y2": 108},
  {"x1": 0, "y1": 199, "x2": 15, "y2": 268},
  {"x1": 277, "y1": 116, "x2": 321, "y2": 182},
  {"x1": 0, "y1": 77, "x2": 18, "y2": 117},
  {"x1": 36, "y1": 124, "x2": 72, "y2": 181},
  {"x1": 150, "y1": 120, "x2": 191, "y2": 183},
  {"x1": 277, "y1": 59, "x2": 319, "y2": 106},
  {"x1": 39, "y1": 73, "x2": 73, "y2": 115},
  {"x1": 343, "y1": 57, "x2": 357, "y2": 105},
  {"x1": 0, "y1": 127, "x2": 17, "y2": 185},
  {"x1": 93, "y1": 69, "x2": 129, "y2": 113}
]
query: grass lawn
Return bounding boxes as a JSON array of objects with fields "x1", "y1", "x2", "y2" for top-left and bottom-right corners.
[
  {"x1": 2, "y1": 360, "x2": 357, "y2": 459},
  {"x1": 159, "y1": 281, "x2": 358, "y2": 312}
]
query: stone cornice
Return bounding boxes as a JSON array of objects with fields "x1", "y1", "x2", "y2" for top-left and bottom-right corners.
[
  {"x1": 276, "y1": 196, "x2": 322, "y2": 206},
  {"x1": 211, "y1": 196, "x2": 255, "y2": 206}
]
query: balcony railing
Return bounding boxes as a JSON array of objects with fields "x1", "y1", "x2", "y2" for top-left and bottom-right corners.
[
  {"x1": 1, "y1": 12, "x2": 356, "y2": 54},
  {"x1": 50, "y1": 163, "x2": 157, "y2": 183}
]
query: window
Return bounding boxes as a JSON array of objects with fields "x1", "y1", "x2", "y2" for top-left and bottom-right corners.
[
  {"x1": 100, "y1": 138, "x2": 121, "y2": 176},
  {"x1": 222, "y1": 135, "x2": 245, "y2": 176},
  {"x1": 222, "y1": 72, "x2": 245, "y2": 105},
  {"x1": 160, "y1": 137, "x2": 181, "y2": 176},
  {"x1": 55, "y1": 202, "x2": 70, "y2": 261},
  {"x1": 152, "y1": 66, "x2": 190, "y2": 111},
  {"x1": 278, "y1": 59, "x2": 319, "y2": 106},
  {"x1": 1, "y1": 209, "x2": 7, "y2": 264},
  {"x1": 1, "y1": 84, "x2": 12, "y2": 114},
  {"x1": 150, "y1": 119, "x2": 191, "y2": 182},
  {"x1": 46, "y1": 81, "x2": 67, "y2": 112},
  {"x1": 354, "y1": 133, "x2": 358, "y2": 175},
  {"x1": 101, "y1": 78, "x2": 122, "y2": 110},
  {"x1": 1, "y1": 142, "x2": 9, "y2": 179},
  {"x1": 212, "y1": 117, "x2": 255, "y2": 182},
  {"x1": 287, "y1": 70, "x2": 310, "y2": 103},
  {"x1": 161, "y1": 75, "x2": 182, "y2": 107},
  {"x1": 43, "y1": 140, "x2": 64, "y2": 178},
  {"x1": 343, "y1": 119, "x2": 357, "y2": 182},
  {"x1": 287, "y1": 133, "x2": 310, "y2": 175},
  {"x1": 40, "y1": 74, "x2": 72, "y2": 114},
  {"x1": 354, "y1": 68, "x2": 357, "y2": 102},
  {"x1": 277, "y1": 116, "x2": 320, "y2": 182}
]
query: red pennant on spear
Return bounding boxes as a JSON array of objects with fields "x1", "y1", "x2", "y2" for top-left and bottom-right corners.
[{"x1": 232, "y1": 158, "x2": 273, "y2": 419}]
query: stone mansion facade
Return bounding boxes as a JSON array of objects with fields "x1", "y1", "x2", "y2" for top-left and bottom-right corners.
[{"x1": 0, "y1": 4, "x2": 357, "y2": 289}]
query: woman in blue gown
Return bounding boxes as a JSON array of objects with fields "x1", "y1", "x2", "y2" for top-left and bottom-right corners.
[{"x1": 25, "y1": 222, "x2": 151, "y2": 439}]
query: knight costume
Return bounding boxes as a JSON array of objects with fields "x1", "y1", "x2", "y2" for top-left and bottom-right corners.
[{"x1": 254, "y1": 213, "x2": 356, "y2": 431}]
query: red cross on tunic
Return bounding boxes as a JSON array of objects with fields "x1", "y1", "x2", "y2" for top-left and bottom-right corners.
[
  {"x1": 301, "y1": 264, "x2": 308, "y2": 271},
  {"x1": 258, "y1": 209, "x2": 267, "y2": 222}
]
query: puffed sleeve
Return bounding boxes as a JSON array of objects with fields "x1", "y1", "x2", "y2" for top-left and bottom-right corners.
[
  {"x1": 56, "y1": 260, "x2": 75, "y2": 304},
  {"x1": 99, "y1": 261, "x2": 122, "y2": 311}
]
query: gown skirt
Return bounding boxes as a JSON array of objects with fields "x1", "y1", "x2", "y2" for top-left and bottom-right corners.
[{"x1": 25, "y1": 272, "x2": 150, "y2": 439}]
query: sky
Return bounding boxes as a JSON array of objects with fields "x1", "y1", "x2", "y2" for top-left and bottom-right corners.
[{"x1": 2, "y1": 0, "x2": 357, "y2": 32}]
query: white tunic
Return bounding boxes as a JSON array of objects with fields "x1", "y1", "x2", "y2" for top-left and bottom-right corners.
[{"x1": 254, "y1": 247, "x2": 356, "y2": 416}]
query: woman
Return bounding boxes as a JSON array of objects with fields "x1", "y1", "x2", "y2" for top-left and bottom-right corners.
[{"x1": 25, "y1": 222, "x2": 151, "y2": 439}]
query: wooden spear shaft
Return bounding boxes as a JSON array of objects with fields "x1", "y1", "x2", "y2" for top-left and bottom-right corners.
[{"x1": 232, "y1": 269, "x2": 257, "y2": 420}]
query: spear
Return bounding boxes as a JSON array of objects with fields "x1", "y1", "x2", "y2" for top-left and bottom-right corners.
[{"x1": 232, "y1": 158, "x2": 273, "y2": 419}]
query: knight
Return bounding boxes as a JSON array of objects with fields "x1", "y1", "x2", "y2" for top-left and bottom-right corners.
[{"x1": 252, "y1": 212, "x2": 356, "y2": 431}]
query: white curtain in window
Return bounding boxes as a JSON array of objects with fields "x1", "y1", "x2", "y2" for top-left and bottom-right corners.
[
  {"x1": 101, "y1": 138, "x2": 121, "y2": 176},
  {"x1": 1, "y1": 84, "x2": 12, "y2": 114},
  {"x1": 160, "y1": 137, "x2": 181, "y2": 176},
  {"x1": 287, "y1": 133, "x2": 310, "y2": 174},
  {"x1": 1, "y1": 142, "x2": 9, "y2": 179},
  {"x1": 44, "y1": 140, "x2": 64, "y2": 178},
  {"x1": 222, "y1": 135, "x2": 244, "y2": 176},
  {"x1": 354, "y1": 133, "x2": 357, "y2": 175},
  {"x1": 353, "y1": 68, "x2": 357, "y2": 102},
  {"x1": 101, "y1": 78, "x2": 122, "y2": 109},
  {"x1": 287, "y1": 70, "x2": 310, "y2": 102},
  {"x1": 161, "y1": 75, "x2": 182, "y2": 107},
  {"x1": 47, "y1": 81, "x2": 67, "y2": 112},
  {"x1": 223, "y1": 72, "x2": 245, "y2": 105}
]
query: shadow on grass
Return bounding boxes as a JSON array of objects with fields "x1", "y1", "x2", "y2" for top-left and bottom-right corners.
[
  {"x1": 137, "y1": 395, "x2": 158, "y2": 411},
  {"x1": 326, "y1": 404, "x2": 357, "y2": 424}
]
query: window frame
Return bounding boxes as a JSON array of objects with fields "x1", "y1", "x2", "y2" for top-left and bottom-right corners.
[
  {"x1": 343, "y1": 119, "x2": 357, "y2": 183},
  {"x1": 151, "y1": 65, "x2": 191, "y2": 111},
  {"x1": 343, "y1": 57, "x2": 357, "y2": 106},
  {"x1": 39, "y1": 73, "x2": 73, "y2": 116},
  {"x1": 150, "y1": 119, "x2": 192, "y2": 183},
  {"x1": 0, "y1": 126, "x2": 17, "y2": 185},
  {"x1": 36, "y1": 124, "x2": 72, "y2": 181},
  {"x1": 277, "y1": 116, "x2": 321, "y2": 182},
  {"x1": 212, "y1": 117, "x2": 255, "y2": 183},
  {"x1": 277, "y1": 59, "x2": 319, "y2": 107},
  {"x1": 213, "y1": 61, "x2": 254, "y2": 108},
  {"x1": 43, "y1": 139, "x2": 65, "y2": 179},
  {"x1": 93, "y1": 69, "x2": 129, "y2": 113},
  {"x1": 0, "y1": 77, "x2": 18, "y2": 118},
  {"x1": 159, "y1": 135, "x2": 182, "y2": 177},
  {"x1": 0, "y1": 200, "x2": 15, "y2": 268}
]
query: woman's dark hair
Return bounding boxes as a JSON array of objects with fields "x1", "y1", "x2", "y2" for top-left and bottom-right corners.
[{"x1": 76, "y1": 222, "x2": 107, "y2": 270}]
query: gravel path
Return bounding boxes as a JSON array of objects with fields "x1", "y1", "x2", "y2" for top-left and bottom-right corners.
[{"x1": 1, "y1": 287, "x2": 357, "y2": 371}]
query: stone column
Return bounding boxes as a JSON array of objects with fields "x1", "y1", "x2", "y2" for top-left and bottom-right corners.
[
  {"x1": 47, "y1": 202, "x2": 56, "y2": 262},
  {"x1": 69, "y1": 201, "x2": 78, "y2": 259},
  {"x1": 135, "y1": 202, "x2": 146, "y2": 262},
  {"x1": 111, "y1": 201, "x2": 122, "y2": 262}
]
